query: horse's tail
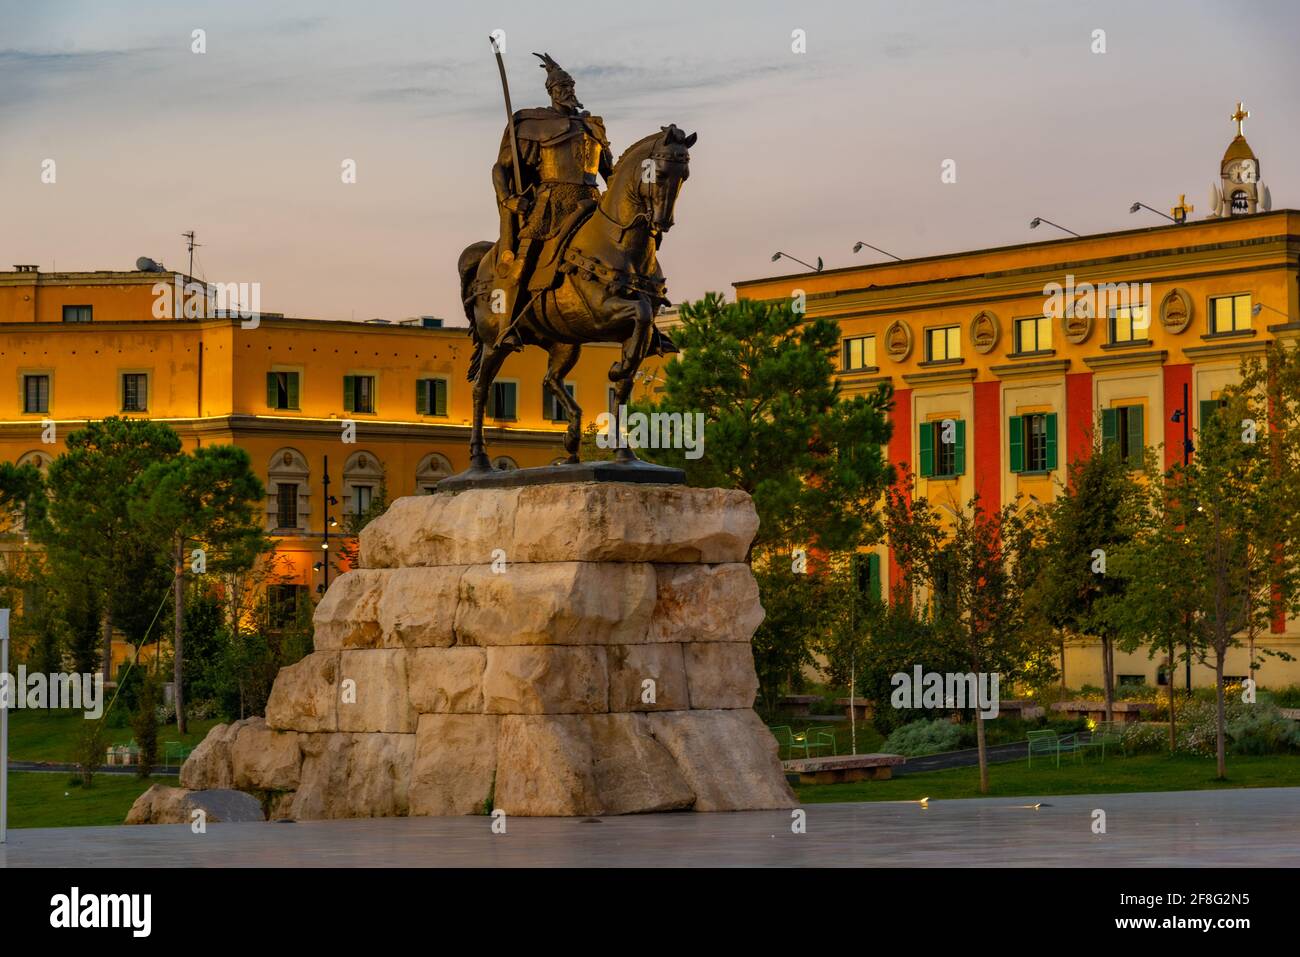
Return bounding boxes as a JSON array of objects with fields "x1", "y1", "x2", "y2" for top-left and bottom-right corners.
[{"x1": 458, "y1": 241, "x2": 493, "y2": 382}]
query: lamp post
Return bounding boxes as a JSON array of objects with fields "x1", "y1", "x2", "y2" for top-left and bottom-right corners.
[
  {"x1": 1171, "y1": 387, "x2": 1195, "y2": 691},
  {"x1": 851, "y1": 241, "x2": 902, "y2": 261},
  {"x1": 1, "y1": 608, "x2": 9, "y2": 845},
  {"x1": 1028, "y1": 217, "x2": 1080, "y2": 238},
  {"x1": 319, "y1": 456, "x2": 340, "y2": 595},
  {"x1": 1129, "y1": 201, "x2": 1177, "y2": 224},
  {"x1": 770, "y1": 251, "x2": 823, "y2": 272}
]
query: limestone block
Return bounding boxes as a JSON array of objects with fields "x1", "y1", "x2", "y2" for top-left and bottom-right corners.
[
  {"x1": 312, "y1": 569, "x2": 386, "y2": 650},
  {"x1": 125, "y1": 785, "x2": 265, "y2": 825},
  {"x1": 180, "y1": 720, "x2": 241, "y2": 790},
  {"x1": 230, "y1": 717, "x2": 302, "y2": 792},
  {"x1": 407, "y1": 647, "x2": 486, "y2": 714},
  {"x1": 649, "y1": 563, "x2": 765, "y2": 643},
  {"x1": 481, "y1": 646, "x2": 608, "y2": 714},
  {"x1": 378, "y1": 566, "x2": 463, "y2": 648},
  {"x1": 606, "y1": 643, "x2": 689, "y2": 711},
  {"x1": 289, "y1": 732, "x2": 415, "y2": 820},
  {"x1": 265, "y1": 651, "x2": 340, "y2": 733},
  {"x1": 455, "y1": 562, "x2": 654, "y2": 646},
  {"x1": 647, "y1": 710, "x2": 796, "y2": 811},
  {"x1": 360, "y1": 484, "x2": 757, "y2": 566},
  {"x1": 338, "y1": 649, "x2": 415, "y2": 733},
  {"x1": 683, "y1": 642, "x2": 759, "y2": 709},
  {"x1": 587, "y1": 713, "x2": 695, "y2": 814},
  {"x1": 409, "y1": 714, "x2": 500, "y2": 815}
]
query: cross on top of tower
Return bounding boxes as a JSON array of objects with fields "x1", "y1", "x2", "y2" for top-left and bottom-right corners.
[{"x1": 1231, "y1": 101, "x2": 1249, "y2": 136}]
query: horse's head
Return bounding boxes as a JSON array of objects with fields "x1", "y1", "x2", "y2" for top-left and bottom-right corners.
[
  {"x1": 611, "y1": 124, "x2": 696, "y2": 236},
  {"x1": 643, "y1": 124, "x2": 696, "y2": 234}
]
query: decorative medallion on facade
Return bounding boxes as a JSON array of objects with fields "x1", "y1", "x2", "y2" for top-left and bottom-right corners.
[
  {"x1": 970, "y1": 310, "x2": 1000, "y2": 354},
  {"x1": 884, "y1": 319, "x2": 913, "y2": 362},
  {"x1": 1159, "y1": 288, "x2": 1193, "y2": 334},
  {"x1": 1062, "y1": 296, "x2": 1094, "y2": 345}
]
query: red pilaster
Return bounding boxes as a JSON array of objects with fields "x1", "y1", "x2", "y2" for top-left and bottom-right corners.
[
  {"x1": 973, "y1": 379, "x2": 1000, "y2": 509},
  {"x1": 1163, "y1": 363, "x2": 1192, "y2": 470},
  {"x1": 1065, "y1": 371, "x2": 1095, "y2": 468},
  {"x1": 887, "y1": 388, "x2": 912, "y2": 594}
]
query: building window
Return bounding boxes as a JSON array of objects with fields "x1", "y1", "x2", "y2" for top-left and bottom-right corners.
[
  {"x1": 488, "y1": 381, "x2": 517, "y2": 420},
  {"x1": 1013, "y1": 316, "x2": 1051, "y2": 354},
  {"x1": 842, "y1": 335, "x2": 876, "y2": 371},
  {"x1": 343, "y1": 375, "x2": 376, "y2": 413},
  {"x1": 1102, "y1": 405, "x2": 1145, "y2": 465},
  {"x1": 1109, "y1": 303, "x2": 1149, "y2": 343},
  {"x1": 925, "y1": 326, "x2": 961, "y2": 362},
  {"x1": 1009, "y1": 412, "x2": 1058, "y2": 473},
  {"x1": 267, "y1": 371, "x2": 300, "y2": 410},
  {"x1": 353, "y1": 484, "x2": 373, "y2": 515},
  {"x1": 1117, "y1": 674, "x2": 1146, "y2": 688},
  {"x1": 276, "y1": 482, "x2": 299, "y2": 529},
  {"x1": 416, "y1": 452, "x2": 453, "y2": 492},
  {"x1": 1210, "y1": 294, "x2": 1252, "y2": 334},
  {"x1": 918, "y1": 419, "x2": 965, "y2": 478},
  {"x1": 267, "y1": 584, "x2": 306, "y2": 630},
  {"x1": 1199, "y1": 396, "x2": 1228, "y2": 432},
  {"x1": 851, "y1": 552, "x2": 882, "y2": 602},
  {"x1": 62, "y1": 305, "x2": 92, "y2": 323},
  {"x1": 23, "y1": 375, "x2": 49, "y2": 413},
  {"x1": 543, "y1": 382, "x2": 576, "y2": 422},
  {"x1": 122, "y1": 373, "x2": 148, "y2": 412},
  {"x1": 416, "y1": 378, "x2": 448, "y2": 416}
]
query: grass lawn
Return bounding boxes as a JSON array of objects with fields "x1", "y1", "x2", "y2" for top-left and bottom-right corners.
[
  {"x1": 6, "y1": 771, "x2": 180, "y2": 829},
  {"x1": 795, "y1": 753, "x2": 1300, "y2": 803},
  {"x1": 6, "y1": 708, "x2": 222, "y2": 765}
]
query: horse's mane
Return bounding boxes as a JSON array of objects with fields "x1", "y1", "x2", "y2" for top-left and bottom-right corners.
[{"x1": 614, "y1": 131, "x2": 663, "y2": 168}]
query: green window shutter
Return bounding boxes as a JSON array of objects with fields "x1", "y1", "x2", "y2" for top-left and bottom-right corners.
[
  {"x1": 287, "y1": 372, "x2": 299, "y2": 409},
  {"x1": 267, "y1": 372, "x2": 277, "y2": 408},
  {"x1": 505, "y1": 382, "x2": 517, "y2": 418},
  {"x1": 434, "y1": 380, "x2": 447, "y2": 416},
  {"x1": 1199, "y1": 399, "x2": 1218, "y2": 431},
  {"x1": 953, "y1": 419, "x2": 966, "y2": 475},
  {"x1": 416, "y1": 379, "x2": 428, "y2": 415},
  {"x1": 1101, "y1": 408, "x2": 1118, "y2": 450},
  {"x1": 918, "y1": 422, "x2": 934, "y2": 478},
  {"x1": 343, "y1": 375, "x2": 355, "y2": 413},
  {"x1": 867, "y1": 553, "x2": 882, "y2": 600},
  {"x1": 1008, "y1": 415, "x2": 1024, "y2": 472},
  {"x1": 1126, "y1": 405, "x2": 1144, "y2": 463},
  {"x1": 369, "y1": 376, "x2": 376, "y2": 412},
  {"x1": 1045, "y1": 413, "x2": 1059, "y2": 470}
]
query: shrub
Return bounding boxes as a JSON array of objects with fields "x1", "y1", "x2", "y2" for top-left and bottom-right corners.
[
  {"x1": 130, "y1": 675, "x2": 161, "y2": 778},
  {"x1": 882, "y1": 717, "x2": 963, "y2": 756},
  {"x1": 1226, "y1": 705, "x2": 1300, "y2": 756},
  {"x1": 75, "y1": 718, "x2": 108, "y2": 788}
]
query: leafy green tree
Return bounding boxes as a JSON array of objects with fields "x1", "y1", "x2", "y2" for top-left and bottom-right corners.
[
  {"x1": 130, "y1": 673, "x2": 161, "y2": 778},
  {"x1": 35, "y1": 418, "x2": 182, "y2": 682},
  {"x1": 131, "y1": 445, "x2": 268, "y2": 733}
]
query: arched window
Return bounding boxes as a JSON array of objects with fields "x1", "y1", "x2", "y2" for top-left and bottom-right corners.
[
  {"x1": 8, "y1": 451, "x2": 49, "y2": 534},
  {"x1": 342, "y1": 450, "x2": 385, "y2": 519},
  {"x1": 267, "y1": 448, "x2": 310, "y2": 532},
  {"x1": 415, "y1": 452, "x2": 454, "y2": 494}
]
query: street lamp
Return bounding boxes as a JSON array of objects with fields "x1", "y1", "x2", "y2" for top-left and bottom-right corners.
[
  {"x1": 1129, "y1": 201, "x2": 1177, "y2": 224},
  {"x1": 1028, "y1": 217, "x2": 1081, "y2": 238},
  {"x1": 771, "y1": 251, "x2": 823, "y2": 272},
  {"x1": 1170, "y1": 386, "x2": 1195, "y2": 692},
  {"x1": 1252, "y1": 301, "x2": 1292, "y2": 323},
  {"x1": 851, "y1": 241, "x2": 902, "y2": 261}
]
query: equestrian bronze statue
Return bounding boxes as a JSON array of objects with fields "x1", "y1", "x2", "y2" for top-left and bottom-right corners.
[{"x1": 458, "y1": 48, "x2": 694, "y2": 471}]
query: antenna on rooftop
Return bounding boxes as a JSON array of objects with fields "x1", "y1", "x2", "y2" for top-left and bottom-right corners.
[{"x1": 182, "y1": 230, "x2": 201, "y2": 279}]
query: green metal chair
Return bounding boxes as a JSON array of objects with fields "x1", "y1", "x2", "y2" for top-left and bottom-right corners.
[
  {"x1": 768, "y1": 725, "x2": 795, "y2": 759},
  {"x1": 792, "y1": 725, "x2": 837, "y2": 758},
  {"x1": 1091, "y1": 720, "x2": 1126, "y2": 760},
  {"x1": 1026, "y1": 729, "x2": 1086, "y2": 768}
]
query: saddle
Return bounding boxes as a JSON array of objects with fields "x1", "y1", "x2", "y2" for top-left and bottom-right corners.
[{"x1": 529, "y1": 198, "x2": 597, "y2": 293}]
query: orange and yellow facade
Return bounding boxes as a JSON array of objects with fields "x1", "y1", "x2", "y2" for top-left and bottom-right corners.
[{"x1": 735, "y1": 209, "x2": 1300, "y2": 689}]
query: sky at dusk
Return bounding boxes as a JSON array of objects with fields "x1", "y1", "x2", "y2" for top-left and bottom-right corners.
[{"x1": 2, "y1": 0, "x2": 1297, "y2": 325}]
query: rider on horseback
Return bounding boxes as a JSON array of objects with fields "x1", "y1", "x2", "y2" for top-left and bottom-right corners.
[{"x1": 491, "y1": 53, "x2": 613, "y2": 351}]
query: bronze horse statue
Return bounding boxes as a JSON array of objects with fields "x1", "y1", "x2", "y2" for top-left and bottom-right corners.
[{"x1": 458, "y1": 124, "x2": 695, "y2": 470}]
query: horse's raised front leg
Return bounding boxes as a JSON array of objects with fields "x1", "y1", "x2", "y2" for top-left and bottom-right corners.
[{"x1": 544, "y1": 342, "x2": 583, "y2": 463}]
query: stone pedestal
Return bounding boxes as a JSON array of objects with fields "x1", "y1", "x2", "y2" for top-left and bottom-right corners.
[{"x1": 177, "y1": 482, "x2": 794, "y2": 819}]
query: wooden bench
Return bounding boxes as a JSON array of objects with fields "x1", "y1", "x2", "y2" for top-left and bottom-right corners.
[
  {"x1": 782, "y1": 753, "x2": 905, "y2": 784},
  {"x1": 1279, "y1": 708, "x2": 1300, "y2": 721},
  {"x1": 777, "y1": 694, "x2": 822, "y2": 717},
  {"x1": 1051, "y1": 700, "x2": 1156, "y2": 724},
  {"x1": 835, "y1": 698, "x2": 873, "y2": 721},
  {"x1": 994, "y1": 699, "x2": 1045, "y2": 720}
]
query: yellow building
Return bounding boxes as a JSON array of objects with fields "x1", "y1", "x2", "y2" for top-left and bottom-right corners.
[
  {"x1": 734, "y1": 113, "x2": 1300, "y2": 690},
  {"x1": 0, "y1": 264, "x2": 652, "y2": 670}
]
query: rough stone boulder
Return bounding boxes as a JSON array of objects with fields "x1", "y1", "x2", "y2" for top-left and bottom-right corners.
[
  {"x1": 125, "y1": 785, "x2": 265, "y2": 825},
  {"x1": 175, "y1": 482, "x2": 794, "y2": 820}
]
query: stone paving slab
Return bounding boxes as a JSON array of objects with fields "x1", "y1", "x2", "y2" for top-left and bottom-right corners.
[{"x1": 3, "y1": 787, "x2": 1298, "y2": 868}]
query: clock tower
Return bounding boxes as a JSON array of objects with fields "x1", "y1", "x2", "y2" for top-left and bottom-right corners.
[{"x1": 1208, "y1": 102, "x2": 1270, "y2": 217}]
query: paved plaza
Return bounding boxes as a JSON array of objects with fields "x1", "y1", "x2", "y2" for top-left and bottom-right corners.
[{"x1": 3, "y1": 787, "x2": 1298, "y2": 867}]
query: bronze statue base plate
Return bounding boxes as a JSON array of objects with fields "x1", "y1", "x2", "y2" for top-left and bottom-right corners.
[{"x1": 437, "y1": 459, "x2": 686, "y2": 492}]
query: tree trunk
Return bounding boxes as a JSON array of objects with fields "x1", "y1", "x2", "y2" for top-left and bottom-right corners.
[
  {"x1": 975, "y1": 710, "x2": 989, "y2": 794},
  {"x1": 1214, "y1": 653, "x2": 1227, "y2": 780},
  {"x1": 100, "y1": 610, "x2": 113, "y2": 684},
  {"x1": 174, "y1": 537, "x2": 186, "y2": 734},
  {"x1": 1167, "y1": 642, "x2": 1176, "y2": 753},
  {"x1": 1059, "y1": 639, "x2": 1067, "y2": 696},
  {"x1": 1101, "y1": 636, "x2": 1115, "y2": 723}
]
